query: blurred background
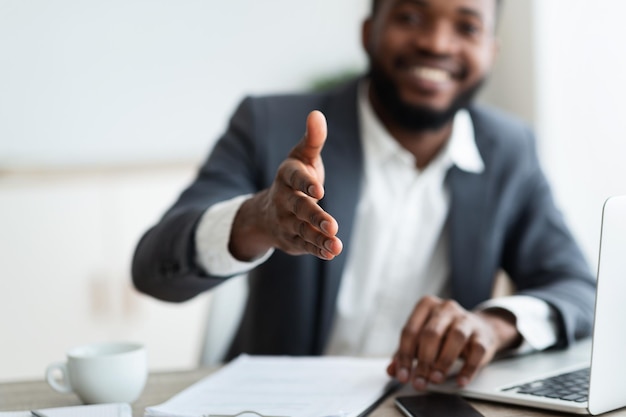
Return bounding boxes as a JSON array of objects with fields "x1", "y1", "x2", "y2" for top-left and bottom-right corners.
[{"x1": 1, "y1": 0, "x2": 626, "y2": 381}]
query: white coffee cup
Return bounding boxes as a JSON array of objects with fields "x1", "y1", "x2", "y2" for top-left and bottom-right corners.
[{"x1": 45, "y1": 341, "x2": 147, "y2": 404}]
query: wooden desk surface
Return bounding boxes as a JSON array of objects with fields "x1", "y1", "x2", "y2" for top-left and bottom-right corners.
[{"x1": 1, "y1": 368, "x2": 625, "y2": 417}]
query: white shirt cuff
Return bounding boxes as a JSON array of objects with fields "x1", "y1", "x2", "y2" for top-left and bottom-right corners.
[
  {"x1": 194, "y1": 194, "x2": 274, "y2": 277},
  {"x1": 477, "y1": 295, "x2": 559, "y2": 354}
]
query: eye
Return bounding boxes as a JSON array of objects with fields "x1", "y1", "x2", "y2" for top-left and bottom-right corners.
[
  {"x1": 393, "y1": 10, "x2": 423, "y2": 27},
  {"x1": 457, "y1": 21, "x2": 481, "y2": 36}
]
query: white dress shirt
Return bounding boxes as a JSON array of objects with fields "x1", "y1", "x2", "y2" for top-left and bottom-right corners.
[{"x1": 194, "y1": 83, "x2": 558, "y2": 356}]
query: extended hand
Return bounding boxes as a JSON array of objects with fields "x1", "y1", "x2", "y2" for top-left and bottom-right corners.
[
  {"x1": 229, "y1": 110, "x2": 343, "y2": 261},
  {"x1": 387, "y1": 296, "x2": 521, "y2": 390}
]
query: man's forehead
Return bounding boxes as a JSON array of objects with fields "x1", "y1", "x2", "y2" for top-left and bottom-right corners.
[
  {"x1": 372, "y1": 0, "x2": 498, "y2": 29},
  {"x1": 376, "y1": 0, "x2": 497, "y2": 16}
]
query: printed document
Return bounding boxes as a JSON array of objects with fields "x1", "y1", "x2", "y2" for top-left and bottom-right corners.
[{"x1": 145, "y1": 355, "x2": 395, "y2": 417}]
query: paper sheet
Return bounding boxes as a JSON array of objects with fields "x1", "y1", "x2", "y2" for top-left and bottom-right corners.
[{"x1": 145, "y1": 355, "x2": 394, "y2": 417}]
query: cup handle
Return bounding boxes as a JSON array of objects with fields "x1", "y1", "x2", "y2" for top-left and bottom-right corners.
[{"x1": 45, "y1": 361, "x2": 73, "y2": 393}]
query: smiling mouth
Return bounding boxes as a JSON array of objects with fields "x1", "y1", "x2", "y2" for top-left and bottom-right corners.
[{"x1": 412, "y1": 66, "x2": 452, "y2": 83}]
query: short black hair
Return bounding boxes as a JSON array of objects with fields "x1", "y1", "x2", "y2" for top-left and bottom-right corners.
[{"x1": 371, "y1": 0, "x2": 504, "y2": 20}]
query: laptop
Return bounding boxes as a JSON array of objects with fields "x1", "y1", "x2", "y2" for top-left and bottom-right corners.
[{"x1": 429, "y1": 195, "x2": 626, "y2": 415}]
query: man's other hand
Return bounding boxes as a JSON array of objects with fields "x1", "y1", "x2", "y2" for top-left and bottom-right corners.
[
  {"x1": 387, "y1": 295, "x2": 521, "y2": 390},
  {"x1": 229, "y1": 110, "x2": 343, "y2": 261}
]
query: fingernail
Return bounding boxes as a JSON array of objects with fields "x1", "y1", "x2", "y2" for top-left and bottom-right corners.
[
  {"x1": 320, "y1": 220, "x2": 330, "y2": 233},
  {"x1": 430, "y1": 371, "x2": 444, "y2": 384},
  {"x1": 324, "y1": 239, "x2": 333, "y2": 251},
  {"x1": 397, "y1": 368, "x2": 410, "y2": 383},
  {"x1": 320, "y1": 250, "x2": 331, "y2": 259},
  {"x1": 307, "y1": 185, "x2": 316, "y2": 196},
  {"x1": 458, "y1": 376, "x2": 469, "y2": 387},
  {"x1": 414, "y1": 377, "x2": 427, "y2": 391}
]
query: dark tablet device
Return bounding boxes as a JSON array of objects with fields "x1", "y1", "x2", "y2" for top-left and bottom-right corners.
[{"x1": 395, "y1": 393, "x2": 484, "y2": 417}]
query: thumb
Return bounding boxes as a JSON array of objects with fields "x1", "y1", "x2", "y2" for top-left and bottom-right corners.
[{"x1": 289, "y1": 110, "x2": 327, "y2": 163}]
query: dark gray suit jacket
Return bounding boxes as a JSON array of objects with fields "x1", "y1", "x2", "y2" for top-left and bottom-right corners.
[{"x1": 132, "y1": 79, "x2": 596, "y2": 359}]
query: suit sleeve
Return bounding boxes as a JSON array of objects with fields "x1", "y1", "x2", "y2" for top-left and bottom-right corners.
[
  {"x1": 501, "y1": 129, "x2": 596, "y2": 348},
  {"x1": 131, "y1": 97, "x2": 265, "y2": 302}
]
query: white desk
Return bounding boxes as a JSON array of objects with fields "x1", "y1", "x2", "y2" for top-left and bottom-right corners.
[{"x1": 1, "y1": 368, "x2": 625, "y2": 417}]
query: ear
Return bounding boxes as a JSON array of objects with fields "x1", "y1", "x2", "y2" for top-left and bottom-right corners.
[{"x1": 361, "y1": 17, "x2": 373, "y2": 55}]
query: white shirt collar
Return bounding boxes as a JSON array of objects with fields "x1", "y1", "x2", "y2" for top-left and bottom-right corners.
[{"x1": 357, "y1": 81, "x2": 484, "y2": 174}]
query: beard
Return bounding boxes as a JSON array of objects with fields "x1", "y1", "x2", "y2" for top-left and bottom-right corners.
[{"x1": 368, "y1": 61, "x2": 486, "y2": 132}]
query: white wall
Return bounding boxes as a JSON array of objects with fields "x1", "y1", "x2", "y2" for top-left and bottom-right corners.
[
  {"x1": 0, "y1": 0, "x2": 369, "y2": 168},
  {"x1": 532, "y1": 0, "x2": 626, "y2": 269},
  {"x1": 0, "y1": 164, "x2": 212, "y2": 381}
]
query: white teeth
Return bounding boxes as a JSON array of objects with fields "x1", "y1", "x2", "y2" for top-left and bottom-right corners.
[{"x1": 413, "y1": 67, "x2": 451, "y2": 83}]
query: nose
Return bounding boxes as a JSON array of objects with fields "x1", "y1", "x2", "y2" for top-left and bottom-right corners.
[{"x1": 414, "y1": 22, "x2": 458, "y2": 56}]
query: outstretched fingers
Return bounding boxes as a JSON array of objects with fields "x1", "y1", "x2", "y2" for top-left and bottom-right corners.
[
  {"x1": 279, "y1": 160, "x2": 324, "y2": 200},
  {"x1": 263, "y1": 110, "x2": 343, "y2": 260}
]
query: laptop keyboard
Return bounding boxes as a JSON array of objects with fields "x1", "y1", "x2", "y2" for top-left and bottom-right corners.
[{"x1": 502, "y1": 367, "x2": 590, "y2": 403}]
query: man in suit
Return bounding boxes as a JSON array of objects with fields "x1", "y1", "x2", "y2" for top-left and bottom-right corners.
[{"x1": 132, "y1": 0, "x2": 595, "y2": 391}]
